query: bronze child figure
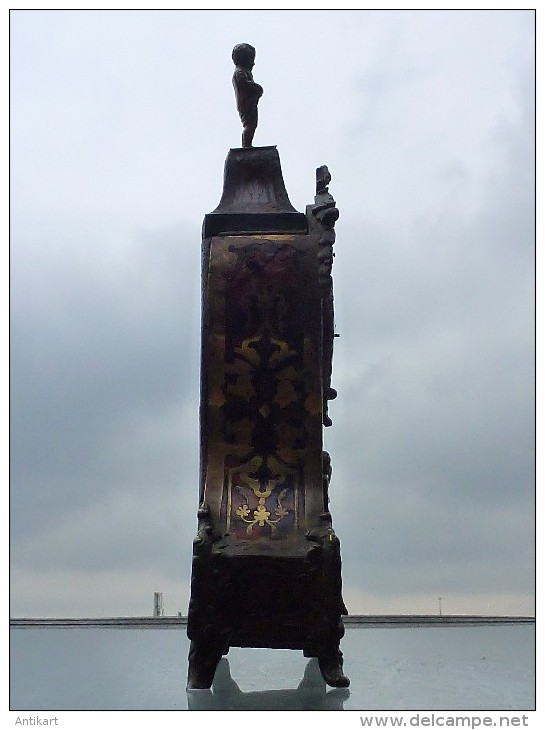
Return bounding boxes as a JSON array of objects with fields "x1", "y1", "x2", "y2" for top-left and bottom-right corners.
[{"x1": 232, "y1": 43, "x2": 263, "y2": 148}]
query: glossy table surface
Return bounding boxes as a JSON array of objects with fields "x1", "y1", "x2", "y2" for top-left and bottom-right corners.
[{"x1": 10, "y1": 623, "x2": 534, "y2": 711}]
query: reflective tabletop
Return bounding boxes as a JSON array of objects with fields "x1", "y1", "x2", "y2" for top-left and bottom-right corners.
[{"x1": 10, "y1": 623, "x2": 534, "y2": 711}]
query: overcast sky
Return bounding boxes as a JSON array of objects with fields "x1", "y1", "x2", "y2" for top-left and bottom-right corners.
[{"x1": 10, "y1": 8, "x2": 535, "y2": 617}]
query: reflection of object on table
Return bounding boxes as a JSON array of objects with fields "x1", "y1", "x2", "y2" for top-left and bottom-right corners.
[{"x1": 187, "y1": 658, "x2": 349, "y2": 711}]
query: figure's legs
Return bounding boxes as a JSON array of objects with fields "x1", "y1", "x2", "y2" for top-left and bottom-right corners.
[
  {"x1": 242, "y1": 123, "x2": 256, "y2": 147},
  {"x1": 241, "y1": 110, "x2": 258, "y2": 147}
]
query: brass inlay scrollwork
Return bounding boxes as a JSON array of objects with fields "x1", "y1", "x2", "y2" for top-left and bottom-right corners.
[
  {"x1": 227, "y1": 454, "x2": 298, "y2": 536},
  {"x1": 234, "y1": 483, "x2": 290, "y2": 534},
  {"x1": 234, "y1": 332, "x2": 296, "y2": 369}
]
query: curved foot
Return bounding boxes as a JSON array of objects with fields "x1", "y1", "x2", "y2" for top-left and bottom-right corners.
[
  {"x1": 187, "y1": 641, "x2": 222, "y2": 689},
  {"x1": 318, "y1": 652, "x2": 350, "y2": 688}
]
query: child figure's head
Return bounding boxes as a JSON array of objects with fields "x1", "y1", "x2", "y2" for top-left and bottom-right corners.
[{"x1": 232, "y1": 43, "x2": 256, "y2": 70}]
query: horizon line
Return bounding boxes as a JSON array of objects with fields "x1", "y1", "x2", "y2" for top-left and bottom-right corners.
[{"x1": 10, "y1": 614, "x2": 535, "y2": 628}]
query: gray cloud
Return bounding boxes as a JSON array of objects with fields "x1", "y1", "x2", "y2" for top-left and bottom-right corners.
[{"x1": 10, "y1": 9, "x2": 534, "y2": 617}]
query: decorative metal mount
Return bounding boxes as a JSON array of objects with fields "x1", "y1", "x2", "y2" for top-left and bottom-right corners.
[{"x1": 311, "y1": 165, "x2": 340, "y2": 427}]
